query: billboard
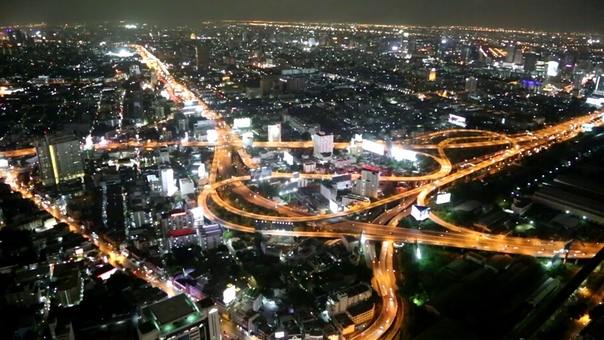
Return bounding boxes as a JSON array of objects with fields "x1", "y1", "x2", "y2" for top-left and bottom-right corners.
[
  {"x1": 411, "y1": 205, "x2": 431, "y2": 221},
  {"x1": 391, "y1": 147, "x2": 417, "y2": 161},
  {"x1": 362, "y1": 139, "x2": 385, "y2": 155},
  {"x1": 448, "y1": 114, "x2": 467, "y2": 127},
  {"x1": 435, "y1": 192, "x2": 451, "y2": 204},
  {"x1": 283, "y1": 151, "x2": 294, "y2": 165},
  {"x1": 233, "y1": 117, "x2": 251, "y2": 129}
]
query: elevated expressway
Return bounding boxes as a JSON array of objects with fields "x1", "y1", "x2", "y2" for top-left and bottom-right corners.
[{"x1": 3, "y1": 44, "x2": 604, "y2": 338}]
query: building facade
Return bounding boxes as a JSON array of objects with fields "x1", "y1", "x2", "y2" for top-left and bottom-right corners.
[{"x1": 35, "y1": 134, "x2": 84, "y2": 186}]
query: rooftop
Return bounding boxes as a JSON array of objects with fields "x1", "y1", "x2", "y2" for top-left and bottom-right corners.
[{"x1": 147, "y1": 294, "x2": 197, "y2": 326}]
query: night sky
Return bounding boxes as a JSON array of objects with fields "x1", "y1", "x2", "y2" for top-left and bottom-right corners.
[{"x1": 0, "y1": 0, "x2": 602, "y2": 32}]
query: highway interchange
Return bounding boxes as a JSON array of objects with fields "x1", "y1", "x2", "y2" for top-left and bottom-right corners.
[{"x1": 2, "y1": 44, "x2": 604, "y2": 338}]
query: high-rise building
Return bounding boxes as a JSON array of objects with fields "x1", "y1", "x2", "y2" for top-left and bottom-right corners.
[
  {"x1": 52, "y1": 262, "x2": 84, "y2": 308},
  {"x1": 523, "y1": 53, "x2": 539, "y2": 73},
  {"x1": 160, "y1": 167, "x2": 175, "y2": 196},
  {"x1": 461, "y1": 46, "x2": 472, "y2": 64},
  {"x1": 267, "y1": 123, "x2": 281, "y2": 143},
  {"x1": 400, "y1": 32, "x2": 410, "y2": 54},
  {"x1": 34, "y1": 134, "x2": 84, "y2": 186},
  {"x1": 352, "y1": 169, "x2": 380, "y2": 198},
  {"x1": 137, "y1": 294, "x2": 221, "y2": 340},
  {"x1": 573, "y1": 71, "x2": 585, "y2": 91},
  {"x1": 465, "y1": 77, "x2": 478, "y2": 93},
  {"x1": 594, "y1": 75, "x2": 604, "y2": 96},
  {"x1": 428, "y1": 68, "x2": 437, "y2": 82},
  {"x1": 505, "y1": 46, "x2": 523, "y2": 64},
  {"x1": 195, "y1": 43, "x2": 210, "y2": 70},
  {"x1": 313, "y1": 132, "x2": 334, "y2": 156}
]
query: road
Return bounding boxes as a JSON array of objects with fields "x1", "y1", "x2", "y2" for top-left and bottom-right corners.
[{"x1": 3, "y1": 44, "x2": 604, "y2": 339}]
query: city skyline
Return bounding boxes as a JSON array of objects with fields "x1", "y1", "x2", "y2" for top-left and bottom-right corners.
[{"x1": 0, "y1": 0, "x2": 603, "y2": 32}]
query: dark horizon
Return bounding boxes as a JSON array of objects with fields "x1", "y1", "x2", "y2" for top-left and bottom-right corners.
[{"x1": 0, "y1": 0, "x2": 602, "y2": 33}]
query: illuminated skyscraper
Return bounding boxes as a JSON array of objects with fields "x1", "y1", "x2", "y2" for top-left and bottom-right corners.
[
  {"x1": 465, "y1": 77, "x2": 478, "y2": 93},
  {"x1": 400, "y1": 32, "x2": 410, "y2": 54},
  {"x1": 34, "y1": 134, "x2": 84, "y2": 186},
  {"x1": 428, "y1": 68, "x2": 437, "y2": 81}
]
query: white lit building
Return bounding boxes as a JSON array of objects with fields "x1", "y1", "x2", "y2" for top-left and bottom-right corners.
[
  {"x1": 268, "y1": 123, "x2": 282, "y2": 143},
  {"x1": 179, "y1": 178, "x2": 195, "y2": 195},
  {"x1": 352, "y1": 169, "x2": 380, "y2": 198},
  {"x1": 34, "y1": 134, "x2": 84, "y2": 186},
  {"x1": 313, "y1": 132, "x2": 334, "y2": 156},
  {"x1": 303, "y1": 161, "x2": 316, "y2": 173},
  {"x1": 160, "y1": 167, "x2": 176, "y2": 196}
]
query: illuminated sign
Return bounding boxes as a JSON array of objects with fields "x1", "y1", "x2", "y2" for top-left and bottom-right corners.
[
  {"x1": 207, "y1": 129, "x2": 218, "y2": 142},
  {"x1": 391, "y1": 147, "x2": 417, "y2": 161},
  {"x1": 233, "y1": 117, "x2": 251, "y2": 129},
  {"x1": 361, "y1": 139, "x2": 385, "y2": 155},
  {"x1": 223, "y1": 284, "x2": 237, "y2": 305},
  {"x1": 435, "y1": 193, "x2": 452, "y2": 204},
  {"x1": 275, "y1": 331, "x2": 286, "y2": 339},
  {"x1": 448, "y1": 114, "x2": 467, "y2": 128}
]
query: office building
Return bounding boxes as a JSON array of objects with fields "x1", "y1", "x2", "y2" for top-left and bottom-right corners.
[
  {"x1": 138, "y1": 294, "x2": 221, "y2": 340},
  {"x1": 574, "y1": 71, "x2": 585, "y2": 91},
  {"x1": 34, "y1": 134, "x2": 84, "y2": 186},
  {"x1": 523, "y1": 53, "x2": 539, "y2": 73},
  {"x1": 461, "y1": 46, "x2": 472, "y2": 64},
  {"x1": 160, "y1": 167, "x2": 176, "y2": 196},
  {"x1": 400, "y1": 32, "x2": 410, "y2": 54},
  {"x1": 313, "y1": 132, "x2": 334, "y2": 156},
  {"x1": 352, "y1": 169, "x2": 380, "y2": 199},
  {"x1": 52, "y1": 263, "x2": 83, "y2": 308},
  {"x1": 465, "y1": 77, "x2": 478, "y2": 93},
  {"x1": 195, "y1": 44, "x2": 210, "y2": 70},
  {"x1": 428, "y1": 68, "x2": 437, "y2": 81},
  {"x1": 267, "y1": 123, "x2": 281, "y2": 143},
  {"x1": 326, "y1": 283, "x2": 373, "y2": 315},
  {"x1": 179, "y1": 178, "x2": 195, "y2": 195}
]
